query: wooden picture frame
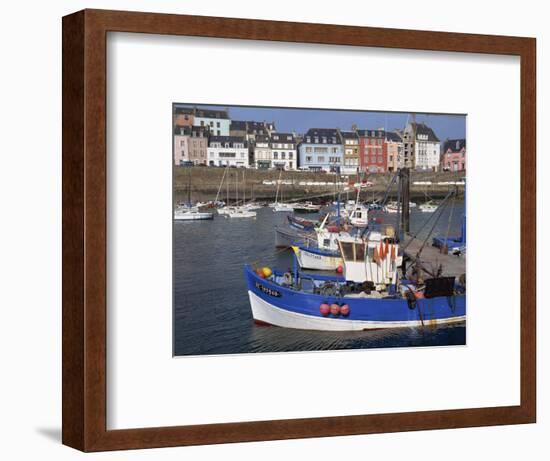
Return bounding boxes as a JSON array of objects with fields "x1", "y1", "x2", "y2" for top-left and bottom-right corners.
[{"x1": 62, "y1": 9, "x2": 536, "y2": 452}]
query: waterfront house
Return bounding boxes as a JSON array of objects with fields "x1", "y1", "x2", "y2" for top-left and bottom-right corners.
[
  {"x1": 254, "y1": 134, "x2": 272, "y2": 169},
  {"x1": 195, "y1": 108, "x2": 231, "y2": 136},
  {"x1": 358, "y1": 129, "x2": 386, "y2": 173},
  {"x1": 403, "y1": 122, "x2": 441, "y2": 171},
  {"x1": 174, "y1": 125, "x2": 190, "y2": 166},
  {"x1": 340, "y1": 131, "x2": 360, "y2": 174},
  {"x1": 298, "y1": 128, "x2": 343, "y2": 172},
  {"x1": 385, "y1": 131, "x2": 404, "y2": 172},
  {"x1": 187, "y1": 126, "x2": 210, "y2": 165},
  {"x1": 441, "y1": 139, "x2": 466, "y2": 171},
  {"x1": 173, "y1": 125, "x2": 210, "y2": 166},
  {"x1": 207, "y1": 136, "x2": 249, "y2": 167},
  {"x1": 270, "y1": 132, "x2": 297, "y2": 170}
]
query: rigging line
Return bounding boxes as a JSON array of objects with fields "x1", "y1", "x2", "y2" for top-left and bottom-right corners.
[
  {"x1": 402, "y1": 193, "x2": 455, "y2": 276},
  {"x1": 380, "y1": 171, "x2": 399, "y2": 207},
  {"x1": 443, "y1": 186, "x2": 457, "y2": 249},
  {"x1": 416, "y1": 188, "x2": 456, "y2": 258},
  {"x1": 401, "y1": 189, "x2": 455, "y2": 252}
]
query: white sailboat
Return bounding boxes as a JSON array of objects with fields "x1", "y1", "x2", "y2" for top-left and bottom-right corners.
[
  {"x1": 174, "y1": 206, "x2": 213, "y2": 221},
  {"x1": 272, "y1": 170, "x2": 294, "y2": 212},
  {"x1": 175, "y1": 169, "x2": 214, "y2": 221},
  {"x1": 224, "y1": 169, "x2": 256, "y2": 218},
  {"x1": 227, "y1": 208, "x2": 257, "y2": 218}
]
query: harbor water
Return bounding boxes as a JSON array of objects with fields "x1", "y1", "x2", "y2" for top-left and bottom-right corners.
[{"x1": 174, "y1": 203, "x2": 466, "y2": 356}]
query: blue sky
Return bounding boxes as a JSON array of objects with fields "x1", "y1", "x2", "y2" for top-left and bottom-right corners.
[{"x1": 174, "y1": 103, "x2": 466, "y2": 141}]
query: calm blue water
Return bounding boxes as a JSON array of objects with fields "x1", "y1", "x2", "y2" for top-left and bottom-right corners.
[{"x1": 174, "y1": 203, "x2": 466, "y2": 356}]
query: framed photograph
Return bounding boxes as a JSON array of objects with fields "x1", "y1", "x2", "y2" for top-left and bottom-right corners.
[{"x1": 62, "y1": 9, "x2": 536, "y2": 451}]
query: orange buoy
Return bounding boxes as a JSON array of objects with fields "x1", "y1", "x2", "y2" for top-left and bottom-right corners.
[
  {"x1": 330, "y1": 303, "x2": 340, "y2": 316},
  {"x1": 414, "y1": 291, "x2": 424, "y2": 299},
  {"x1": 336, "y1": 265, "x2": 343, "y2": 274},
  {"x1": 261, "y1": 266, "x2": 272, "y2": 278},
  {"x1": 319, "y1": 303, "x2": 330, "y2": 316}
]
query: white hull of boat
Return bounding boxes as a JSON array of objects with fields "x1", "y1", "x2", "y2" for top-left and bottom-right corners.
[
  {"x1": 293, "y1": 247, "x2": 342, "y2": 271},
  {"x1": 273, "y1": 204, "x2": 294, "y2": 212},
  {"x1": 227, "y1": 210, "x2": 257, "y2": 218},
  {"x1": 174, "y1": 212, "x2": 213, "y2": 221},
  {"x1": 248, "y1": 291, "x2": 465, "y2": 331}
]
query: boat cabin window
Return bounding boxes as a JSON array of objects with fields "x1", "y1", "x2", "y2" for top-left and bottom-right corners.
[
  {"x1": 340, "y1": 242, "x2": 366, "y2": 262},
  {"x1": 355, "y1": 243, "x2": 366, "y2": 262},
  {"x1": 340, "y1": 242, "x2": 354, "y2": 261},
  {"x1": 323, "y1": 238, "x2": 331, "y2": 247}
]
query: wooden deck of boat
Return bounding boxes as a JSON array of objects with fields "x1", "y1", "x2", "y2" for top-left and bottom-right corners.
[{"x1": 402, "y1": 234, "x2": 465, "y2": 277}]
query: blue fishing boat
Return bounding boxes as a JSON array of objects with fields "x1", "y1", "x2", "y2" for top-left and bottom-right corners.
[{"x1": 245, "y1": 230, "x2": 465, "y2": 331}]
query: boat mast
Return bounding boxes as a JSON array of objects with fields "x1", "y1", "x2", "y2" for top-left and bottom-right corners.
[
  {"x1": 226, "y1": 168, "x2": 229, "y2": 205},
  {"x1": 399, "y1": 167, "x2": 410, "y2": 235},
  {"x1": 242, "y1": 169, "x2": 246, "y2": 203},
  {"x1": 215, "y1": 167, "x2": 227, "y2": 203},
  {"x1": 274, "y1": 169, "x2": 281, "y2": 204},
  {"x1": 187, "y1": 167, "x2": 191, "y2": 205}
]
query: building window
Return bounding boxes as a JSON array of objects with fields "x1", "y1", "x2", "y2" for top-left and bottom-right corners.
[
  {"x1": 273, "y1": 152, "x2": 278, "y2": 159},
  {"x1": 306, "y1": 156, "x2": 312, "y2": 162},
  {"x1": 289, "y1": 152, "x2": 293, "y2": 159},
  {"x1": 216, "y1": 122, "x2": 220, "y2": 128},
  {"x1": 281, "y1": 152, "x2": 286, "y2": 159},
  {"x1": 318, "y1": 156, "x2": 325, "y2": 163}
]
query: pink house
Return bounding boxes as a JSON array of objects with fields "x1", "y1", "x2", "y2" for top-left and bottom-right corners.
[
  {"x1": 174, "y1": 125, "x2": 190, "y2": 165},
  {"x1": 441, "y1": 139, "x2": 466, "y2": 171}
]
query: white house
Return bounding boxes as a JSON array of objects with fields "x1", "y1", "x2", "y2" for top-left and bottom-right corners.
[
  {"x1": 270, "y1": 132, "x2": 297, "y2": 170},
  {"x1": 207, "y1": 136, "x2": 249, "y2": 167},
  {"x1": 254, "y1": 134, "x2": 272, "y2": 169},
  {"x1": 194, "y1": 108, "x2": 231, "y2": 136},
  {"x1": 403, "y1": 122, "x2": 441, "y2": 171}
]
